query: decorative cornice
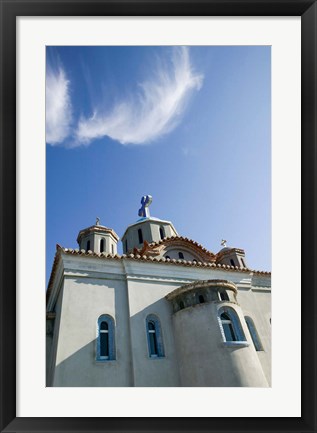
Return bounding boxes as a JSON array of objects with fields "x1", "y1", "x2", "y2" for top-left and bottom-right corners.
[
  {"x1": 46, "y1": 244, "x2": 271, "y2": 306},
  {"x1": 166, "y1": 279, "x2": 238, "y2": 301},
  {"x1": 77, "y1": 225, "x2": 119, "y2": 243}
]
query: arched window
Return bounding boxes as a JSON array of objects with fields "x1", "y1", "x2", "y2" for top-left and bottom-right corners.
[
  {"x1": 198, "y1": 294, "x2": 205, "y2": 303},
  {"x1": 219, "y1": 290, "x2": 229, "y2": 301},
  {"x1": 178, "y1": 252, "x2": 184, "y2": 259},
  {"x1": 111, "y1": 244, "x2": 114, "y2": 254},
  {"x1": 218, "y1": 307, "x2": 246, "y2": 343},
  {"x1": 97, "y1": 315, "x2": 115, "y2": 361},
  {"x1": 125, "y1": 239, "x2": 128, "y2": 253},
  {"x1": 245, "y1": 316, "x2": 263, "y2": 351},
  {"x1": 100, "y1": 238, "x2": 105, "y2": 253},
  {"x1": 146, "y1": 315, "x2": 164, "y2": 358},
  {"x1": 220, "y1": 312, "x2": 235, "y2": 341},
  {"x1": 138, "y1": 228, "x2": 143, "y2": 244},
  {"x1": 179, "y1": 301, "x2": 185, "y2": 310},
  {"x1": 230, "y1": 259, "x2": 235, "y2": 267},
  {"x1": 86, "y1": 240, "x2": 91, "y2": 251},
  {"x1": 159, "y1": 226, "x2": 165, "y2": 240}
]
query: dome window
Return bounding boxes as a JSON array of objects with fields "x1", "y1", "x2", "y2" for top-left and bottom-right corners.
[
  {"x1": 100, "y1": 239, "x2": 105, "y2": 253},
  {"x1": 198, "y1": 295, "x2": 205, "y2": 304},
  {"x1": 159, "y1": 226, "x2": 165, "y2": 240},
  {"x1": 219, "y1": 290, "x2": 229, "y2": 301},
  {"x1": 86, "y1": 240, "x2": 91, "y2": 251},
  {"x1": 178, "y1": 252, "x2": 184, "y2": 259},
  {"x1": 138, "y1": 228, "x2": 143, "y2": 244}
]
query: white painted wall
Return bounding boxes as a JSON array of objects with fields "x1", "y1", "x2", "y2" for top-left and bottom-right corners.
[{"x1": 47, "y1": 253, "x2": 271, "y2": 387}]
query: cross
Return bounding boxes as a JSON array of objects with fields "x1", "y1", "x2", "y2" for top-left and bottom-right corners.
[
  {"x1": 138, "y1": 195, "x2": 153, "y2": 218},
  {"x1": 221, "y1": 239, "x2": 227, "y2": 247}
]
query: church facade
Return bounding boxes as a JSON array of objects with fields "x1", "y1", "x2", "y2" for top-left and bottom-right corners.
[{"x1": 46, "y1": 196, "x2": 271, "y2": 387}]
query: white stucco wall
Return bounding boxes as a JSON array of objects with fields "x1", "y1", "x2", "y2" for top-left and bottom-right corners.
[
  {"x1": 52, "y1": 260, "x2": 133, "y2": 387},
  {"x1": 47, "y1": 253, "x2": 271, "y2": 387},
  {"x1": 172, "y1": 301, "x2": 268, "y2": 387}
]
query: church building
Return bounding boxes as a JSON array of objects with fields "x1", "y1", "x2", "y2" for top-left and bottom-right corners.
[{"x1": 46, "y1": 196, "x2": 271, "y2": 387}]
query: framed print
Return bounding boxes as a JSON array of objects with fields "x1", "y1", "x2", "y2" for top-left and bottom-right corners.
[{"x1": 0, "y1": 1, "x2": 316, "y2": 432}]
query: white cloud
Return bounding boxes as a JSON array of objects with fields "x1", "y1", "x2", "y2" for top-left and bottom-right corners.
[
  {"x1": 46, "y1": 66, "x2": 72, "y2": 145},
  {"x1": 75, "y1": 47, "x2": 203, "y2": 146}
]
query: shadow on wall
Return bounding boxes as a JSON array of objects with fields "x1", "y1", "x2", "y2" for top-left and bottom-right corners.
[
  {"x1": 129, "y1": 298, "x2": 181, "y2": 387},
  {"x1": 50, "y1": 277, "x2": 133, "y2": 387},
  {"x1": 51, "y1": 337, "x2": 134, "y2": 387},
  {"x1": 50, "y1": 297, "x2": 180, "y2": 387}
]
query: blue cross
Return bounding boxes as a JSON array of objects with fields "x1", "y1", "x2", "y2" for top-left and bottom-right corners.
[{"x1": 138, "y1": 195, "x2": 153, "y2": 217}]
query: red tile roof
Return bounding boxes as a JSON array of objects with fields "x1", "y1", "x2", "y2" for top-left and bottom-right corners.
[{"x1": 46, "y1": 244, "x2": 271, "y2": 305}]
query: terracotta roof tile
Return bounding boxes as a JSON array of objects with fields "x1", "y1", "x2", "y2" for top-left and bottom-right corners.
[{"x1": 46, "y1": 244, "x2": 271, "y2": 304}]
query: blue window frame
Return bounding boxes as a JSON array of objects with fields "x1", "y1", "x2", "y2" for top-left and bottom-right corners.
[
  {"x1": 245, "y1": 316, "x2": 263, "y2": 351},
  {"x1": 218, "y1": 306, "x2": 246, "y2": 343},
  {"x1": 146, "y1": 315, "x2": 164, "y2": 358},
  {"x1": 96, "y1": 315, "x2": 115, "y2": 361}
]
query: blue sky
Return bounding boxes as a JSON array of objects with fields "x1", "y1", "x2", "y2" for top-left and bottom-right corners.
[{"x1": 46, "y1": 45, "x2": 271, "y2": 285}]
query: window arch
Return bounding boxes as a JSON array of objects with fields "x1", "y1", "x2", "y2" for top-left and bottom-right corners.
[
  {"x1": 138, "y1": 228, "x2": 143, "y2": 244},
  {"x1": 146, "y1": 315, "x2": 164, "y2": 358},
  {"x1": 100, "y1": 238, "x2": 105, "y2": 253},
  {"x1": 218, "y1": 307, "x2": 246, "y2": 343},
  {"x1": 159, "y1": 226, "x2": 165, "y2": 240},
  {"x1": 86, "y1": 240, "x2": 91, "y2": 251},
  {"x1": 97, "y1": 315, "x2": 115, "y2": 361},
  {"x1": 245, "y1": 316, "x2": 263, "y2": 351}
]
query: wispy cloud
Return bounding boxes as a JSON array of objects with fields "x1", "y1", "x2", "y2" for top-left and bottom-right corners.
[
  {"x1": 74, "y1": 47, "x2": 203, "y2": 146},
  {"x1": 46, "y1": 66, "x2": 72, "y2": 145}
]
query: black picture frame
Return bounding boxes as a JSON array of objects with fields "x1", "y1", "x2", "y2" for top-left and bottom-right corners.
[{"x1": 0, "y1": 1, "x2": 316, "y2": 432}]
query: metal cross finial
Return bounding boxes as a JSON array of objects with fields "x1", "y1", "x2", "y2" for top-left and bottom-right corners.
[
  {"x1": 138, "y1": 195, "x2": 153, "y2": 218},
  {"x1": 221, "y1": 239, "x2": 227, "y2": 247},
  {"x1": 96, "y1": 217, "x2": 100, "y2": 226}
]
